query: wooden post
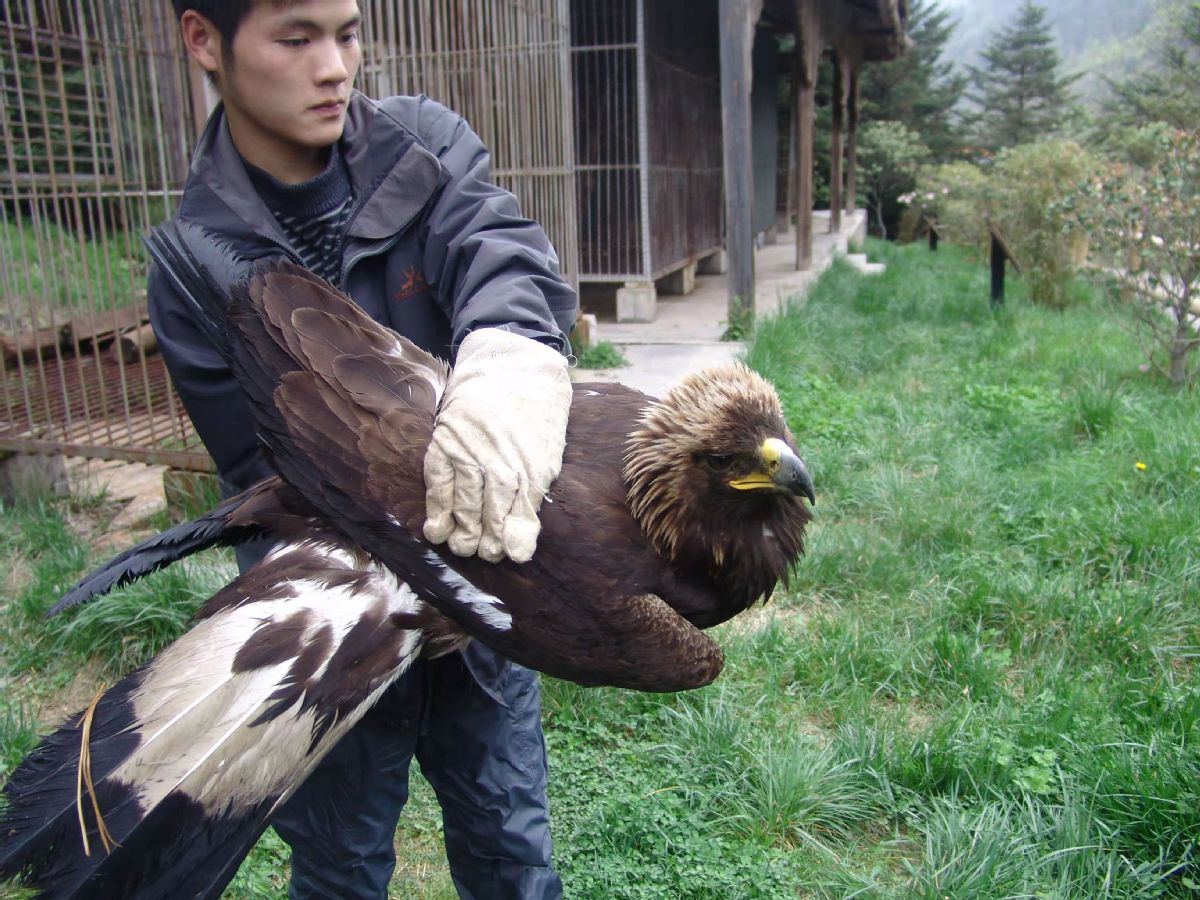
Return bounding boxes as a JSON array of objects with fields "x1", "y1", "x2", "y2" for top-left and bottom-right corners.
[
  {"x1": 781, "y1": 74, "x2": 796, "y2": 234},
  {"x1": 990, "y1": 233, "x2": 1005, "y2": 306},
  {"x1": 793, "y1": 2, "x2": 820, "y2": 271},
  {"x1": 986, "y1": 218, "x2": 1020, "y2": 307},
  {"x1": 829, "y1": 49, "x2": 844, "y2": 233},
  {"x1": 719, "y1": 0, "x2": 763, "y2": 325},
  {"x1": 845, "y1": 65, "x2": 860, "y2": 221},
  {"x1": 187, "y1": 63, "x2": 218, "y2": 138}
]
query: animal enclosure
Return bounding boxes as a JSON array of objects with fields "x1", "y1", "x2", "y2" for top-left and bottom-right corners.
[{"x1": 1, "y1": 0, "x2": 577, "y2": 471}]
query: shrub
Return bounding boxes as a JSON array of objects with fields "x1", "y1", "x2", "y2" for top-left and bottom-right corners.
[
  {"x1": 900, "y1": 161, "x2": 990, "y2": 255},
  {"x1": 904, "y1": 143, "x2": 1098, "y2": 308},
  {"x1": 857, "y1": 120, "x2": 930, "y2": 239},
  {"x1": 986, "y1": 140, "x2": 1097, "y2": 308}
]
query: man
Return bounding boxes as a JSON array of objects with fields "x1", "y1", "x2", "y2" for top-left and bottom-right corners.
[{"x1": 148, "y1": 1, "x2": 577, "y2": 897}]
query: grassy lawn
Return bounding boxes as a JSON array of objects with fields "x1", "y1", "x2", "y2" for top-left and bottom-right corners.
[
  {"x1": 0, "y1": 220, "x2": 144, "y2": 329},
  {"x1": 2, "y1": 240, "x2": 1198, "y2": 897},
  {"x1": 544, "y1": 242, "x2": 1199, "y2": 897}
]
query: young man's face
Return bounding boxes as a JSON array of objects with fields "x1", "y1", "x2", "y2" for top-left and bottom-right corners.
[{"x1": 184, "y1": 0, "x2": 363, "y2": 180}]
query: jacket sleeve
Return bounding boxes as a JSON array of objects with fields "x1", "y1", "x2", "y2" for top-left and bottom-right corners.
[
  {"x1": 415, "y1": 97, "x2": 578, "y2": 360},
  {"x1": 147, "y1": 262, "x2": 274, "y2": 493}
]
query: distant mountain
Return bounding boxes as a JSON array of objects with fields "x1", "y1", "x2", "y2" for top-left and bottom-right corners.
[{"x1": 933, "y1": 0, "x2": 1165, "y2": 105}]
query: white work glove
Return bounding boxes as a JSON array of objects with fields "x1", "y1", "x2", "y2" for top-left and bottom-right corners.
[{"x1": 423, "y1": 328, "x2": 572, "y2": 563}]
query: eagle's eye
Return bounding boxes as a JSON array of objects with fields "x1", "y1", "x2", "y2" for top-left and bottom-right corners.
[{"x1": 700, "y1": 453, "x2": 736, "y2": 472}]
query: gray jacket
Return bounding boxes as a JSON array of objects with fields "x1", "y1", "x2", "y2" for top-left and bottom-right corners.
[{"x1": 149, "y1": 91, "x2": 578, "y2": 491}]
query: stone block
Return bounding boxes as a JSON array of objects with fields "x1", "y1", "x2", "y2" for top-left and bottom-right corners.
[
  {"x1": 697, "y1": 249, "x2": 727, "y2": 275},
  {"x1": 0, "y1": 452, "x2": 67, "y2": 502},
  {"x1": 616, "y1": 282, "x2": 657, "y2": 323},
  {"x1": 658, "y1": 261, "x2": 696, "y2": 296},
  {"x1": 572, "y1": 313, "x2": 599, "y2": 350},
  {"x1": 849, "y1": 209, "x2": 867, "y2": 247}
]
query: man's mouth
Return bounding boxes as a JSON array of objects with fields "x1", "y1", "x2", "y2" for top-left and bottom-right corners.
[{"x1": 311, "y1": 100, "x2": 345, "y2": 114}]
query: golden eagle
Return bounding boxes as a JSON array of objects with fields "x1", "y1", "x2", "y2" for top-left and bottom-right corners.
[{"x1": 0, "y1": 228, "x2": 813, "y2": 899}]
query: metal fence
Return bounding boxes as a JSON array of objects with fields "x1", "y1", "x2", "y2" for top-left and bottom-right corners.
[
  {"x1": 571, "y1": 0, "x2": 722, "y2": 283},
  {"x1": 360, "y1": 0, "x2": 578, "y2": 287},
  {"x1": 0, "y1": 0, "x2": 205, "y2": 469},
  {"x1": 1, "y1": 0, "x2": 577, "y2": 471}
]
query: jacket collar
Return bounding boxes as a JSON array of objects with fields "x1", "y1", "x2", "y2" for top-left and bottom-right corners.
[{"x1": 181, "y1": 91, "x2": 445, "y2": 249}]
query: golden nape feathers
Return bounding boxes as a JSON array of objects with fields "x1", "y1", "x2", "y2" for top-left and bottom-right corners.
[{"x1": 622, "y1": 363, "x2": 813, "y2": 582}]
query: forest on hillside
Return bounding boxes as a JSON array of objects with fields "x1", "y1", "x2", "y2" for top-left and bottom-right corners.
[{"x1": 936, "y1": 0, "x2": 1171, "y2": 101}]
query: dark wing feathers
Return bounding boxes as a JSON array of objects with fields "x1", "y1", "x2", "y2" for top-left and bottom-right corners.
[
  {"x1": 333, "y1": 353, "x2": 441, "y2": 419},
  {"x1": 0, "y1": 224, "x2": 756, "y2": 899},
  {"x1": 252, "y1": 296, "x2": 725, "y2": 688}
]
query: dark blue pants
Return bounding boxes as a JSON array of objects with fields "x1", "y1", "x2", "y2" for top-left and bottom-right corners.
[{"x1": 271, "y1": 645, "x2": 562, "y2": 899}]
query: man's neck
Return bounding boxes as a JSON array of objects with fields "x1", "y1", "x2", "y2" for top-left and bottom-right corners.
[{"x1": 225, "y1": 109, "x2": 331, "y2": 184}]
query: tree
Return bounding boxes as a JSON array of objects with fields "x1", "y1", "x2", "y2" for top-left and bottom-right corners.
[
  {"x1": 1100, "y1": 1, "x2": 1200, "y2": 133},
  {"x1": 859, "y1": 0, "x2": 967, "y2": 161},
  {"x1": 1072, "y1": 130, "x2": 1200, "y2": 388},
  {"x1": 966, "y1": 1, "x2": 1078, "y2": 151},
  {"x1": 857, "y1": 121, "x2": 929, "y2": 239}
]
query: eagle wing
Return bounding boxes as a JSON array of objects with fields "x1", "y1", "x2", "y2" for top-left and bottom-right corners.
[{"x1": 0, "y1": 234, "x2": 738, "y2": 897}]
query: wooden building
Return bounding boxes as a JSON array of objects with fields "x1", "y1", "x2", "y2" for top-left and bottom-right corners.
[{"x1": 569, "y1": 0, "x2": 907, "y2": 321}]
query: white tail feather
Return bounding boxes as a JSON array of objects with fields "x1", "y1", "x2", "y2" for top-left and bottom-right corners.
[{"x1": 102, "y1": 545, "x2": 426, "y2": 818}]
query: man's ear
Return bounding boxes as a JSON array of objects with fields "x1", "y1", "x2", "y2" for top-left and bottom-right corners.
[{"x1": 179, "y1": 10, "x2": 223, "y2": 81}]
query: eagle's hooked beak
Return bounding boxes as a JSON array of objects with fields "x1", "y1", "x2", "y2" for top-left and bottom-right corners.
[{"x1": 729, "y1": 438, "x2": 816, "y2": 505}]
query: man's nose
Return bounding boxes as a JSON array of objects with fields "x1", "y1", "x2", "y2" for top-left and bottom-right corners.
[{"x1": 314, "y1": 38, "x2": 350, "y2": 83}]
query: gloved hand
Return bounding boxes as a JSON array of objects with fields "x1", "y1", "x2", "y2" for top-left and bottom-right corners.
[{"x1": 423, "y1": 328, "x2": 572, "y2": 563}]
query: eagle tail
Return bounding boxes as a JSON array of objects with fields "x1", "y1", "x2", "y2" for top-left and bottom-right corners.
[
  {"x1": 1, "y1": 542, "x2": 431, "y2": 899},
  {"x1": 45, "y1": 479, "x2": 283, "y2": 618}
]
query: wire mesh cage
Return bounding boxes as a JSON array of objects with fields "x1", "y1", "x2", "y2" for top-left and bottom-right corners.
[
  {"x1": 571, "y1": 0, "x2": 722, "y2": 283},
  {"x1": 360, "y1": 0, "x2": 578, "y2": 286},
  {"x1": 1, "y1": 0, "x2": 578, "y2": 472},
  {"x1": 0, "y1": 0, "x2": 206, "y2": 469}
]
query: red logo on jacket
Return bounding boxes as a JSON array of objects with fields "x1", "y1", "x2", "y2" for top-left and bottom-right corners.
[{"x1": 394, "y1": 267, "x2": 429, "y2": 302}]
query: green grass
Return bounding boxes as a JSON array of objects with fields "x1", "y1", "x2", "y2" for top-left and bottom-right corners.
[
  {"x1": 1, "y1": 240, "x2": 1197, "y2": 896},
  {"x1": 574, "y1": 339, "x2": 629, "y2": 370},
  {"x1": 539, "y1": 242, "x2": 1199, "y2": 897},
  {"x1": 0, "y1": 220, "x2": 143, "y2": 327}
]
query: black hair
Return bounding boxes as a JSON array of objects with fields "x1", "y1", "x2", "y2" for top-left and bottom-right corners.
[{"x1": 170, "y1": 1, "x2": 257, "y2": 48}]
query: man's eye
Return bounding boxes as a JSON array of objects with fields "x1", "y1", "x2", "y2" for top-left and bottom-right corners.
[
  {"x1": 280, "y1": 38, "x2": 308, "y2": 48},
  {"x1": 340, "y1": 31, "x2": 359, "y2": 45}
]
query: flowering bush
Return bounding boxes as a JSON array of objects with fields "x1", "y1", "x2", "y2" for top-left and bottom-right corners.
[
  {"x1": 1070, "y1": 129, "x2": 1200, "y2": 388},
  {"x1": 901, "y1": 144, "x2": 1096, "y2": 308}
]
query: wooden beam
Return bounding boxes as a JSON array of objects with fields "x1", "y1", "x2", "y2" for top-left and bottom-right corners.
[
  {"x1": 986, "y1": 217, "x2": 1021, "y2": 307},
  {"x1": 780, "y1": 70, "x2": 796, "y2": 234},
  {"x1": 187, "y1": 61, "x2": 218, "y2": 137},
  {"x1": 793, "y1": 1, "x2": 821, "y2": 271},
  {"x1": 990, "y1": 232, "x2": 1006, "y2": 307},
  {"x1": 828, "y1": 48, "x2": 846, "y2": 233},
  {"x1": 845, "y1": 65, "x2": 860, "y2": 221},
  {"x1": 720, "y1": 0, "x2": 764, "y2": 324}
]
